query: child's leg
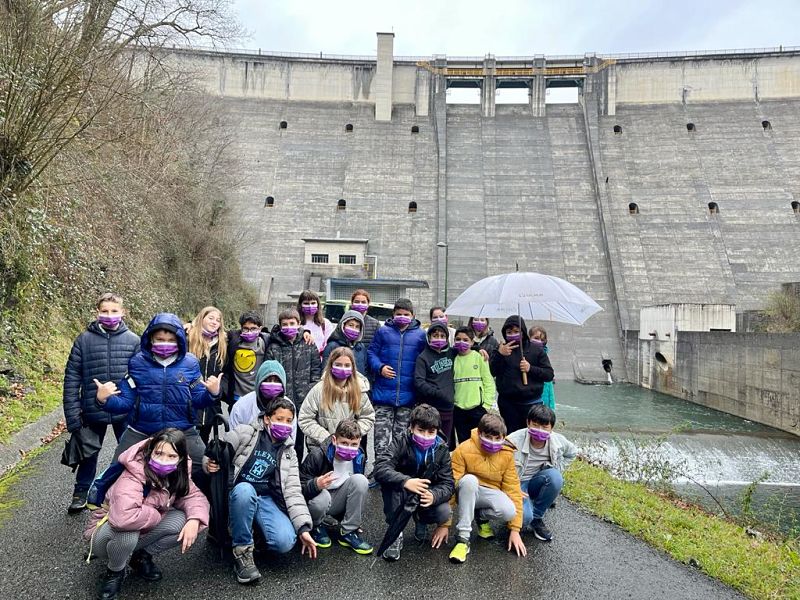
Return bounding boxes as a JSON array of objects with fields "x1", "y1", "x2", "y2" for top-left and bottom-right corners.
[
  {"x1": 229, "y1": 482, "x2": 259, "y2": 547},
  {"x1": 454, "y1": 474, "x2": 481, "y2": 540},
  {"x1": 438, "y1": 409, "x2": 454, "y2": 449},
  {"x1": 254, "y1": 495, "x2": 297, "y2": 554},
  {"x1": 73, "y1": 422, "x2": 109, "y2": 494},
  {"x1": 526, "y1": 467, "x2": 563, "y2": 520},
  {"x1": 391, "y1": 407, "x2": 412, "y2": 447},
  {"x1": 327, "y1": 474, "x2": 368, "y2": 534},
  {"x1": 474, "y1": 486, "x2": 517, "y2": 523},
  {"x1": 520, "y1": 481, "x2": 534, "y2": 529},
  {"x1": 373, "y1": 406, "x2": 396, "y2": 463},
  {"x1": 111, "y1": 427, "x2": 148, "y2": 462},
  {"x1": 91, "y1": 521, "x2": 140, "y2": 571},
  {"x1": 183, "y1": 428, "x2": 207, "y2": 480},
  {"x1": 417, "y1": 501, "x2": 451, "y2": 526},
  {"x1": 307, "y1": 489, "x2": 332, "y2": 528},
  {"x1": 135, "y1": 509, "x2": 186, "y2": 555}
]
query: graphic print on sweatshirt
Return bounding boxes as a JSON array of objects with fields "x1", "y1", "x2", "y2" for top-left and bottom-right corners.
[
  {"x1": 242, "y1": 448, "x2": 277, "y2": 485},
  {"x1": 430, "y1": 356, "x2": 454, "y2": 375}
]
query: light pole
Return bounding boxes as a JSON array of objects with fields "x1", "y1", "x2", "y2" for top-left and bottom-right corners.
[{"x1": 436, "y1": 241, "x2": 449, "y2": 305}]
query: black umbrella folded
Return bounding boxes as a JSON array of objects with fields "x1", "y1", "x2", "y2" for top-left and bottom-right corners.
[
  {"x1": 204, "y1": 413, "x2": 234, "y2": 555},
  {"x1": 60, "y1": 426, "x2": 103, "y2": 471}
]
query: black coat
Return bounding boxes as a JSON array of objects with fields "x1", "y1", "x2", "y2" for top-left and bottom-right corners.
[
  {"x1": 196, "y1": 342, "x2": 224, "y2": 429},
  {"x1": 62, "y1": 321, "x2": 140, "y2": 432},
  {"x1": 265, "y1": 326, "x2": 322, "y2": 407},
  {"x1": 373, "y1": 432, "x2": 454, "y2": 506},
  {"x1": 361, "y1": 314, "x2": 381, "y2": 348},
  {"x1": 490, "y1": 315, "x2": 554, "y2": 403},
  {"x1": 471, "y1": 328, "x2": 500, "y2": 362}
]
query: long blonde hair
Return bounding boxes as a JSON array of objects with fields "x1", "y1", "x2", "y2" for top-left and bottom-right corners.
[
  {"x1": 188, "y1": 306, "x2": 227, "y2": 370},
  {"x1": 321, "y1": 346, "x2": 362, "y2": 414}
]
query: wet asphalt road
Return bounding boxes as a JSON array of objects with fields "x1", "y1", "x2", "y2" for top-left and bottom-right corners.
[{"x1": 0, "y1": 439, "x2": 744, "y2": 600}]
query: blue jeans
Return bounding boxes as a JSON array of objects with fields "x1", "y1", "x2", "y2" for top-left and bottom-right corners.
[
  {"x1": 73, "y1": 420, "x2": 126, "y2": 494},
  {"x1": 229, "y1": 482, "x2": 296, "y2": 553},
  {"x1": 522, "y1": 467, "x2": 563, "y2": 526}
]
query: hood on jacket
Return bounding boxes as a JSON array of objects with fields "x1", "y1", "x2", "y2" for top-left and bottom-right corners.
[
  {"x1": 501, "y1": 315, "x2": 529, "y2": 347},
  {"x1": 117, "y1": 437, "x2": 194, "y2": 484},
  {"x1": 255, "y1": 360, "x2": 288, "y2": 409},
  {"x1": 331, "y1": 310, "x2": 365, "y2": 344},
  {"x1": 141, "y1": 313, "x2": 187, "y2": 361},
  {"x1": 426, "y1": 322, "x2": 451, "y2": 349}
]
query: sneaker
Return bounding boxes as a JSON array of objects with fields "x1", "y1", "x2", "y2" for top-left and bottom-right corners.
[
  {"x1": 232, "y1": 545, "x2": 261, "y2": 584},
  {"x1": 129, "y1": 549, "x2": 162, "y2": 582},
  {"x1": 311, "y1": 526, "x2": 331, "y2": 549},
  {"x1": 98, "y1": 567, "x2": 126, "y2": 600},
  {"x1": 531, "y1": 518, "x2": 553, "y2": 542},
  {"x1": 414, "y1": 520, "x2": 428, "y2": 543},
  {"x1": 477, "y1": 520, "x2": 495, "y2": 540},
  {"x1": 67, "y1": 492, "x2": 87, "y2": 514},
  {"x1": 449, "y1": 539, "x2": 470, "y2": 564},
  {"x1": 382, "y1": 532, "x2": 403, "y2": 561},
  {"x1": 338, "y1": 529, "x2": 373, "y2": 555}
]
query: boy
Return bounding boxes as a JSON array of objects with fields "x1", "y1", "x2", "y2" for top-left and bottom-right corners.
[
  {"x1": 224, "y1": 311, "x2": 271, "y2": 406},
  {"x1": 300, "y1": 419, "x2": 372, "y2": 554},
  {"x1": 373, "y1": 404, "x2": 454, "y2": 561},
  {"x1": 367, "y1": 298, "x2": 427, "y2": 463},
  {"x1": 452, "y1": 326, "x2": 496, "y2": 445},
  {"x1": 229, "y1": 360, "x2": 297, "y2": 441},
  {"x1": 414, "y1": 322, "x2": 456, "y2": 446},
  {"x1": 62, "y1": 292, "x2": 140, "y2": 513},
  {"x1": 507, "y1": 404, "x2": 577, "y2": 541},
  {"x1": 446, "y1": 413, "x2": 526, "y2": 564},
  {"x1": 205, "y1": 398, "x2": 316, "y2": 584},
  {"x1": 266, "y1": 308, "x2": 322, "y2": 460}
]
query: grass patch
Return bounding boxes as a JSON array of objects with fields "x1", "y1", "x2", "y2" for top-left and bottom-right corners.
[
  {"x1": 0, "y1": 376, "x2": 63, "y2": 443},
  {"x1": 564, "y1": 459, "x2": 800, "y2": 600},
  {"x1": 0, "y1": 445, "x2": 48, "y2": 525}
]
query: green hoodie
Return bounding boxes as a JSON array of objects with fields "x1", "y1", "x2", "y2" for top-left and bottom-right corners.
[{"x1": 453, "y1": 349, "x2": 496, "y2": 411}]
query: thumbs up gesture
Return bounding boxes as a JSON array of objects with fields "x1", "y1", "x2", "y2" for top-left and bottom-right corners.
[{"x1": 94, "y1": 379, "x2": 120, "y2": 404}]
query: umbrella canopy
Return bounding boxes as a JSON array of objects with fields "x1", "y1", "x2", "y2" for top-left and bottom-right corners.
[
  {"x1": 204, "y1": 414, "x2": 234, "y2": 553},
  {"x1": 445, "y1": 272, "x2": 602, "y2": 325},
  {"x1": 60, "y1": 426, "x2": 103, "y2": 471}
]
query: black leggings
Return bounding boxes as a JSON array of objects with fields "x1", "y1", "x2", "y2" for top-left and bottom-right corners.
[
  {"x1": 498, "y1": 398, "x2": 541, "y2": 434},
  {"x1": 453, "y1": 405, "x2": 487, "y2": 445}
]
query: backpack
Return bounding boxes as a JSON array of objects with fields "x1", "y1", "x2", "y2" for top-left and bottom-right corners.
[{"x1": 86, "y1": 461, "x2": 151, "y2": 510}]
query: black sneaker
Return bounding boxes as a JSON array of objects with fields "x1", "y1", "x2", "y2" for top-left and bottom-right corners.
[
  {"x1": 98, "y1": 568, "x2": 126, "y2": 600},
  {"x1": 414, "y1": 520, "x2": 428, "y2": 543},
  {"x1": 67, "y1": 492, "x2": 87, "y2": 514},
  {"x1": 129, "y1": 549, "x2": 162, "y2": 582},
  {"x1": 531, "y1": 518, "x2": 553, "y2": 541},
  {"x1": 382, "y1": 532, "x2": 403, "y2": 561}
]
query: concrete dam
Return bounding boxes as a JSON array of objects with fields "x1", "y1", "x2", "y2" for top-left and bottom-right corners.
[{"x1": 165, "y1": 35, "x2": 800, "y2": 384}]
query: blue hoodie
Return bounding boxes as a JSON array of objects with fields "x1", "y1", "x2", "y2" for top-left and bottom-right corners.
[{"x1": 102, "y1": 313, "x2": 216, "y2": 434}]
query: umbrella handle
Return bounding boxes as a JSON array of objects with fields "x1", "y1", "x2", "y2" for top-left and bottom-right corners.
[{"x1": 522, "y1": 372, "x2": 528, "y2": 385}]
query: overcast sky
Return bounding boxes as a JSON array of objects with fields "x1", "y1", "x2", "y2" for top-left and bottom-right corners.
[{"x1": 231, "y1": 0, "x2": 800, "y2": 57}]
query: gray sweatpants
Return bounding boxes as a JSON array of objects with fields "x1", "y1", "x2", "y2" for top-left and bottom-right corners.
[
  {"x1": 307, "y1": 474, "x2": 369, "y2": 534},
  {"x1": 90, "y1": 509, "x2": 186, "y2": 571},
  {"x1": 454, "y1": 474, "x2": 516, "y2": 540},
  {"x1": 374, "y1": 406, "x2": 412, "y2": 463}
]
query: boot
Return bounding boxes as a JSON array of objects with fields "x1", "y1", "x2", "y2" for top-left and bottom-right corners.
[
  {"x1": 97, "y1": 568, "x2": 125, "y2": 600},
  {"x1": 232, "y1": 545, "x2": 261, "y2": 584},
  {"x1": 129, "y1": 549, "x2": 162, "y2": 581}
]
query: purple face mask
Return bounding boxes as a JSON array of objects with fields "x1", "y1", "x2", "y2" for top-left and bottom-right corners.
[
  {"x1": 240, "y1": 330, "x2": 259, "y2": 343},
  {"x1": 393, "y1": 314, "x2": 412, "y2": 327},
  {"x1": 269, "y1": 422, "x2": 293, "y2": 441},
  {"x1": 343, "y1": 326, "x2": 361, "y2": 341},
  {"x1": 412, "y1": 433, "x2": 437, "y2": 451},
  {"x1": 505, "y1": 332, "x2": 521, "y2": 343},
  {"x1": 301, "y1": 304, "x2": 318, "y2": 316},
  {"x1": 331, "y1": 365, "x2": 352, "y2": 380},
  {"x1": 433, "y1": 316, "x2": 448, "y2": 325},
  {"x1": 281, "y1": 326, "x2": 298, "y2": 339},
  {"x1": 148, "y1": 458, "x2": 178, "y2": 477},
  {"x1": 260, "y1": 381, "x2": 284, "y2": 399},
  {"x1": 335, "y1": 445, "x2": 360, "y2": 461},
  {"x1": 471, "y1": 320, "x2": 487, "y2": 333},
  {"x1": 453, "y1": 340, "x2": 471, "y2": 353},
  {"x1": 528, "y1": 427, "x2": 551, "y2": 443},
  {"x1": 351, "y1": 303, "x2": 369, "y2": 314},
  {"x1": 479, "y1": 436, "x2": 504, "y2": 454},
  {"x1": 151, "y1": 341, "x2": 178, "y2": 358},
  {"x1": 98, "y1": 315, "x2": 122, "y2": 329},
  {"x1": 429, "y1": 338, "x2": 448, "y2": 350},
  {"x1": 530, "y1": 338, "x2": 545, "y2": 347},
  {"x1": 201, "y1": 328, "x2": 218, "y2": 340}
]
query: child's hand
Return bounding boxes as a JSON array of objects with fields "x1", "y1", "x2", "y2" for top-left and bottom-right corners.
[
  {"x1": 381, "y1": 365, "x2": 396, "y2": 379},
  {"x1": 498, "y1": 342, "x2": 518, "y2": 357},
  {"x1": 178, "y1": 519, "x2": 200, "y2": 553},
  {"x1": 479, "y1": 349, "x2": 490, "y2": 362},
  {"x1": 519, "y1": 358, "x2": 530, "y2": 373},
  {"x1": 507, "y1": 530, "x2": 527, "y2": 557},
  {"x1": 299, "y1": 531, "x2": 318, "y2": 559},
  {"x1": 403, "y1": 478, "x2": 430, "y2": 495},
  {"x1": 93, "y1": 379, "x2": 120, "y2": 403},
  {"x1": 419, "y1": 490, "x2": 435, "y2": 507},
  {"x1": 316, "y1": 472, "x2": 337, "y2": 490},
  {"x1": 303, "y1": 331, "x2": 314, "y2": 345},
  {"x1": 431, "y1": 526, "x2": 449, "y2": 548},
  {"x1": 201, "y1": 375, "x2": 221, "y2": 396},
  {"x1": 205, "y1": 459, "x2": 220, "y2": 474}
]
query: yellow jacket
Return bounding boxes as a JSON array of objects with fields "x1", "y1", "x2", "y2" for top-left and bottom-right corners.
[{"x1": 449, "y1": 428, "x2": 523, "y2": 531}]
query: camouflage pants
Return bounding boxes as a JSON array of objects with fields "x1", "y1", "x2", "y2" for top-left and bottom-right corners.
[{"x1": 373, "y1": 405, "x2": 413, "y2": 463}]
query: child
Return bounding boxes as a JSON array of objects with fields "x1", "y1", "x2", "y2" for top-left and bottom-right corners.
[
  {"x1": 84, "y1": 429, "x2": 209, "y2": 599},
  {"x1": 373, "y1": 404, "x2": 454, "y2": 561},
  {"x1": 452, "y1": 327, "x2": 496, "y2": 445},
  {"x1": 446, "y1": 413, "x2": 526, "y2": 564},
  {"x1": 298, "y1": 347, "x2": 375, "y2": 452},
  {"x1": 266, "y1": 308, "x2": 322, "y2": 460},
  {"x1": 63, "y1": 292, "x2": 140, "y2": 513},
  {"x1": 299, "y1": 419, "x2": 372, "y2": 554},
  {"x1": 224, "y1": 311, "x2": 271, "y2": 406},
  {"x1": 367, "y1": 298, "x2": 427, "y2": 463},
  {"x1": 206, "y1": 398, "x2": 317, "y2": 584},
  {"x1": 298, "y1": 290, "x2": 334, "y2": 354},
  {"x1": 428, "y1": 306, "x2": 456, "y2": 344},
  {"x1": 229, "y1": 361, "x2": 295, "y2": 436},
  {"x1": 490, "y1": 315, "x2": 554, "y2": 434},
  {"x1": 349, "y1": 289, "x2": 381, "y2": 348},
  {"x1": 322, "y1": 310, "x2": 369, "y2": 376},
  {"x1": 507, "y1": 404, "x2": 577, "y2": 541},
  {"x1": 529, "y1": 326, "x2": 555, "y2": 411},
  {"x1": 187, "y1": 306, "x2": 228, "y2": 443},
  {"x1": 95, "y1": 313, "x2": 221, "y2": 480},
  {"x1": 468, "y1": 316, "x2": 499, "y2": 362},
  {"x1": 414, "y1": 322, "x2": 455, "y2": 445}
]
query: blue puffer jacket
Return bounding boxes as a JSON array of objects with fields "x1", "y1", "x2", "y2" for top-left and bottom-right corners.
[
  {"x1": 367, "y1": 318, "x2": 427, "y2": 408},
  {"x1": 102, "y1": 313, "x2": 216, "y2": 434},
  {"x1": 62, "y1": 321, "x2": 140, "y2": 431}
]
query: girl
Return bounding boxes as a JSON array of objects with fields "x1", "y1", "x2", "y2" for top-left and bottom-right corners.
[
  {"x1": 350, "y1": 289, "x2": 381, "y2": 348},
  {"x1": 529, "y1": 326, "x2": 556, "y2": 411},
  {"x1": 468, "y1": 316, "x2": 499, "y2": 362},
  {"x1": 84, "y1": 429, "x2": 209, "y2": 599},
  {"x1": 321, "y1": 310, "x2": 368, "y2": 376},
  {"x1": 187, "y1": 306, "x2": 228, "y2": 443},
  {"x1": 297, "y1": 290, "x2": 333, "y2": 354},
  {"x1": 299, "y1": 347, "x2": 375, "y2": 451},
  {"x1": 452, "y1": 327, "x2": 496, "y2": 444}
]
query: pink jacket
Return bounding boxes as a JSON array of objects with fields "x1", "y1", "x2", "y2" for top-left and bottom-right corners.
[{"x1": 84, "y1": 440, "x2": 209, "y2": 540}]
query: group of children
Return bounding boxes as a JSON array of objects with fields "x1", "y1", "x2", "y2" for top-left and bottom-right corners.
[{"x1": 64, "y1": 291, "x2": 575, "y2": 600}]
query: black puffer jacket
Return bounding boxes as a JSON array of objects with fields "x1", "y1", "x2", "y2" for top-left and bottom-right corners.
[
  {"x1": 265, "y1": 326, "x2": 322, "y2": 407},
  {"x1": 490, "y1": 315, "x2": 554, "y2": 403},
  {"x1": 471, "y1": 327, "x2": 500, "y2": 362},
  {"x1": 361, "y1": 314, "x2": 381, "y2": 349},
  {"x1": 62, "y1": 321, "x2": 140, "y2": 431},
  {"x1": 196, "y1": 341, "x2": 224, "y2": 429}
]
